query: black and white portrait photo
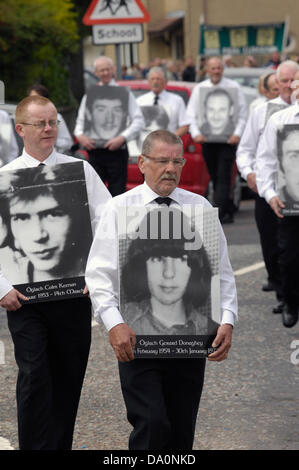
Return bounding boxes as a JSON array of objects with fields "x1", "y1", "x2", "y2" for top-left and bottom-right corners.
[
  {"x1": 199, "y1": 87, "x2": 238, "y2": 142},
  {"x1": 84, "y1": 85, "x2": 129, "y2": 148},
  {"x1": 0, "y1": 122, "x2": 12, "y2": 167},
  {"x1": 118, "y1": 205, "x2": 220, "y2": 357},
  {"x1": 277, "y1": 124, "x2": 299, "y2": 214},
  {"x1": 264, "y1": 102, "x2": 286, "y2": 126},
  {"x1": 128, "y1": 105, "x2": 170, "y2": 158},
  {"x1": 0, "y1": 162, "x2": 93, "y2": 301}
]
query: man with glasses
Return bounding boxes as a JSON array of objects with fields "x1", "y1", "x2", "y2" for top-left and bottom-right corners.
[
  {"x1": 0, "y1": 95, "x2": 111, "y2": 449},
  {"x1": 86, "y1": 129, "x2": 237, "y2": 450}
]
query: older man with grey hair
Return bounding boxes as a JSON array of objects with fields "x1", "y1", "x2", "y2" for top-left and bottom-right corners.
[
  {"x1": 256, "y1": 63, "x2": 299, "y2": 328},
  {"x1": 86, "y1": 129, "x2": 237, "y2": 450},
  {"x1": 137, "y1": 66, "x2": 190, "y2": 137},
  {"x1": 237, "y1": 60, "x2": 299, "y2": 311}
]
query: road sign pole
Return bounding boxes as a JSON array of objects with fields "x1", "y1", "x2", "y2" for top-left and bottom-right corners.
[{"x1": 115, "y1": 43, "x2": 122, "y2": 80}]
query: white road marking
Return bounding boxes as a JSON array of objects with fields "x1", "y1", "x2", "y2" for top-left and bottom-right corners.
[{"x1": 234, "y1": 261, "x2": 265, "y2": 277}]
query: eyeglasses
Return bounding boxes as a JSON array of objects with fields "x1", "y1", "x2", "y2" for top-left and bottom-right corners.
[
  {"x1": 20, "y1": 120, "x2": 61, "y2": 129},
  {"x1": 142, "y1": 154, "x2": 186, "y2": 167}
]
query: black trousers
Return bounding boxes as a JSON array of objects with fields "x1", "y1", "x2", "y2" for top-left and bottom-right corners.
[
  {"x1": 88, "y1": 147, "x2": 129, "y2": 197},
  {"x1": 254, "y1": 195, "x2": 282, "y2": 298},
  {"x1": 277, "y1": 216, "x2": 299, "y2": 310},
  {"x1": 201, "y1": 143, "x2": 236, "y2": 219},
  {"x1": 7, "y1": 297, "x2": 91, "y2": 450},
  {"x1": 118, "y1": 358, "x2": 206, "y2": 450}
]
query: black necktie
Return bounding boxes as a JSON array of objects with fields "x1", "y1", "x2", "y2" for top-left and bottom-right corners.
[
  {"x1": 38, "y1": 163, "x2": 45, "y2": 166},
  {"x1": 155, "y1": 196, "x2": 172, "y2": 206},
  {"x1": 154, "y1": 95, "x2": 159, "y2": 105}
]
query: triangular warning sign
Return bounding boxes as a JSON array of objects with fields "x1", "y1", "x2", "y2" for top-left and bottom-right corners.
[{"x1": 83, "y1": 0, "x2": 151, "y2": 25}]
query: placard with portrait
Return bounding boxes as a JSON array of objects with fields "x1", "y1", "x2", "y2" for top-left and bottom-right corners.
[
  {"x1": 118, "y1": 204, "x2": 221, "y2": 358},
  {"x1": 128, "y1": 105, "x2": 170, "y2": 160},
  {"x1": 0, "y1": 122, "x2": 12, "y2": 168},
  {"x1": 84, "y1": 85, "x2": 129, "y2": 148},
  {"x1": 0, "y1": 162, "x2": 93, "y2": 302},
  {"x1": 198, "y1": 87, "x2": 238, "y2": 143},
  {"x1": 277, "y1": 124, "x2": 299, "y2": 215},
  {"x1": 264, "y1": 102, "x2": 286, "y2": 127}
]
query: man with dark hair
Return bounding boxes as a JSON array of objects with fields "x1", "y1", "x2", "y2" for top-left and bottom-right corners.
[
  {"x1": 0, "y1": 95, "x2": 111, "y2": 450},
  {"x1": 86, "y1": 129, "x2": 237, "y2": 450},
  {"x1": 277, "y1": 127, "x2": 299, "y2": 204},
  {"x1": 0, "y1": 163, "x2": 91, "y2": 283},
  {"x1": 121, "y1": 207, "x2": 213, "y2": 335},
  {"x1": 201, "y1": 88, "x2": 235, "y2": 141}
]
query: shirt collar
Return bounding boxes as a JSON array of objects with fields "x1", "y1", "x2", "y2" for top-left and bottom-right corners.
[
  {"x1": 22, "y1": 148, "x2": 57, "y2": 166},
  {"x1": 98, "y1": 79, "x2": 117, "y2": 86},
  {"x1": 142, "y1": 181, "x2": 181, "y2": 206},
  {"x1": 293, "y1": 101, "x2": 299, "y2": 115}
]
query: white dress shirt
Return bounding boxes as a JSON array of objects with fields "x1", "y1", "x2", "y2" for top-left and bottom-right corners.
[
  {"x1": 136, "y1": 89, "x2": 191, "y2": 133},
  {"x1": 55, "y1": 112, "x2": 73, "y2": 153},
  {"x1": 85, "y1": 182, "x2": 238, "y2": 331},
  {"x1": 236, "y1": 96, "x2": 289, "y2": 181},
  {"x1": 0, "y1": 149, "x2": 111, "y2": 299},
  {"x1": 73, "y1": 79, "x2": 144, "y2": 143},
  {"x1": 186, "y1": 76, "x2": 248, "y2": 139},
  {"x1": 256, "y1": 101, "x2": 299, "y2": 203},
  {"x1": 0, "y1": 110, "x2": 19, "y2": 163}
]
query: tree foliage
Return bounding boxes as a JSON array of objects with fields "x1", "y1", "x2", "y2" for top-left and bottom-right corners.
[{"x1": 0, "y1": 0, "x2": 80, "y2": 105}]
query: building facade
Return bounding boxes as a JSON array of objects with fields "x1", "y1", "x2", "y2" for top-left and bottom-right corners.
[{"x1": 83, "y1": 0, "x2": 299, "y2": 71}]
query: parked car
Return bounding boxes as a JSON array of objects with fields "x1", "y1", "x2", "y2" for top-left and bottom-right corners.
[
  {"x1": 223, "y1": 67, "x2": 273, "y2": 106},
  {"x1": 116, "y1": 79, "x2": 241, "y2": 209}
]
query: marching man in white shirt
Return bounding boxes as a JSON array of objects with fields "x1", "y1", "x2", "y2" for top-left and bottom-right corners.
[
  {"x1": 186, "y1": 57, "x2": 248, "y2": 224},
  {"x1": 137, "y1": 66, "x2": 190, "y2": 137},
  {"x1": 85, "y1": 129, "x2": 237, "y2": 450},
  {"x1": 237, "y1": 61, "x2": 299, "y2": 314},
  {"x1": 0, "y1": 95, "x2": 111, "y2": 449},
  {"x1": 74, "y1": 56, "x2": 144, "y2": 196},
  {"x1": 256, "y1": 68, "x2": 299, "y2": 329}
]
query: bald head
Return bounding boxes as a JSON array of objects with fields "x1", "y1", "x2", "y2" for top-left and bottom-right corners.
[{"x1": 206, "y1": 57, "x2": 224, "y2": 84}]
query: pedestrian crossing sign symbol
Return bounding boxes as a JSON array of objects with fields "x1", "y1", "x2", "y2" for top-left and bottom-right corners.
[{"x1": 83, "y1": 0, "x2": 151, "y2": 25}]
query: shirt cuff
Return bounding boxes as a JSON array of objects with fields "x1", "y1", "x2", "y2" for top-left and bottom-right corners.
[
  {"x1": 241, "y1": 166, "x2": 255, "y2": 181},
  {"x1": 96, "y1": 306, "x2": 125, "y2": 331},
  {"x1": 265, "y1": 188, "x2": 278, "y2": 204},
  {"x1": 0, "y1": 282, "x2": 14, "y2": 302},
  {"x1": 221, "y1": 310, "x2": 236, "y2": 326}
]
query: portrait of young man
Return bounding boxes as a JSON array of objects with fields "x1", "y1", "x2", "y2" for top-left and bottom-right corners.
[
  {"x1": 0, "y1": 162, "x2": 92, "y2": 289},
  {"x1": 200, "y1": 88, "x2": 237, "y2": 142},
  {"x1": 84, "y1": 85, "x2": 129, "y2": 148},
  {"x1": 277, "y1": 125, "x2": 299, "y2": 212},
  {"x1": 0, "y1": 94, "x2": 111, "y2": 450}
]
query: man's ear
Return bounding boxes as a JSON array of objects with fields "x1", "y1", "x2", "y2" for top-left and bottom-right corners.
[
  {"x1": 15, "y1": 123, "x2": 25, "y2": 139},
  {"x1": 137, "y1": 154, "x2": 146, "y2": 174}
]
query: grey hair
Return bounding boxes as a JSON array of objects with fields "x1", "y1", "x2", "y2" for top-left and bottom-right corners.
[
  {"x1": 93, "y1": 56, "x2": 114, "y2": 70},
  {"x1": 148, "y1": 66, "x2": 167, "y2": 79},
  {"x1": 276, "y1": 60, "x2": 299, "y2": 80},
  {"x1": 141, "y1": 130, "x2": 183, "y2": 156}
]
